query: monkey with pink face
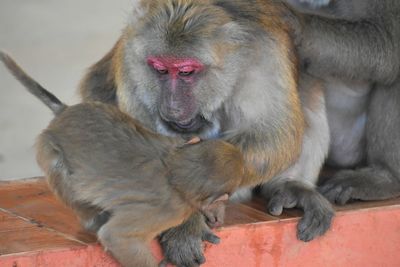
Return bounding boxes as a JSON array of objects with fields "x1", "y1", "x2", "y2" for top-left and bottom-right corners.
[
  {"x1": 79, "y1": 1, "x2": 334, "y2": 266},
  {"x1": 0, "y1": 50, "x2": 268, "y2": 267}
]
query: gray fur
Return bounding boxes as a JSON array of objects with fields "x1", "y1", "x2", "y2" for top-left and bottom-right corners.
[
  {"x1": 285, "y1": 0, "x2": 400, "y2": 204},
  {"x1": 323, "y1": 78, "x2": 371, "y2": 167},
  {"x1": 260, "y1": 73, "x2": 333, "y2": 241},
  {"x1": 292, "y1": 0, "x2": 400, "y2": 84},
  {"x1": 320, "y1": 79, "x2": 400, "y2": 204}
]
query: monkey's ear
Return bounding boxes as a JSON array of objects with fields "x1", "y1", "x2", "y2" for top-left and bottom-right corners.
[
  {"x1": 202, "y1": 193, "x2": 229, "y2": 210},
  {"x1": 213, "y1": 193, "x2": 229, "y2": 203}
]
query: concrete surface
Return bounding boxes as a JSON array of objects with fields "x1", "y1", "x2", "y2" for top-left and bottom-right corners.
[{"x1": 0, "y1": 0, "x2": 133, "y2": 180}]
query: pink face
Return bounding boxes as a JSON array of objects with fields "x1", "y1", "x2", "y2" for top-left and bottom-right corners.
[
  {"x1": 147, "y1": 56, "x2": 204, "y2": 82},
  {"x1": 147, "y1": 56, "x2": 205, "y2": 132}
]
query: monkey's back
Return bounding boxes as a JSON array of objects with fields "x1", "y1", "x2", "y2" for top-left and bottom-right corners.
[{"x1": 36, "y1": 102, "x2": 180, "y2": 212}]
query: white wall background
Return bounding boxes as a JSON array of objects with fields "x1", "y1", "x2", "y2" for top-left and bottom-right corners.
[{"x1": 0, "y1": 0, "x2": 134, "y2": 180}]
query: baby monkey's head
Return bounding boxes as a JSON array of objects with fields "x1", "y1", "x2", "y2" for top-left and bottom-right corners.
[{"x1": 166, "y1": 139, "x2": 247, "y2": 209}]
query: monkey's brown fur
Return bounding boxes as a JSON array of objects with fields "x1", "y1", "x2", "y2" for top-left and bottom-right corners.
[
  {"x1": 77, "y1": 0, "x2": 338, "y2": 265},
  {"x1": 80, "y1": 0, "x2": 304, "y2": 180},
  {"x1": 0, "y1": 51, "x2": 257, "y2": 267},
  {"x1": 78, "y1": 2, "x2": 337, "y2": 262}
]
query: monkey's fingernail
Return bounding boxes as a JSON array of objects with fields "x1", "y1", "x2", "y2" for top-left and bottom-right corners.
[
  {"x1": 177, "y1": 136, "x2": 202, "y2": 149},
  {"x1": 203, "y1": 232, "x2": 220, "y2": 244},
  {"x1": 185, "y1": 136, "x2": 201, "y2": 145},
  {"x1": 196, "y1": 255, "x2": 206, "y2": 264}
]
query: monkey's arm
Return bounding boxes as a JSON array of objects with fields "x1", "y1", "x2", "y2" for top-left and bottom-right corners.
[
  {"x1": 225, "y1": 122, "x2": 303, "y2": 184},
  {"x1": 226, "y1": 122, "x2": 333, "y2": 241},
  {"x1": 299, "y1": 16, "x2": 400, "y2": 84},
  {"x1": 227, "y1": 74, "x2": 336, "y2": 242}
]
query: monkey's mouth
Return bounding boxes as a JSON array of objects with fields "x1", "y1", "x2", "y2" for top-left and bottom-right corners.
[{"x1": 162, "y1": 115, "x2": 207, "y2": 133}]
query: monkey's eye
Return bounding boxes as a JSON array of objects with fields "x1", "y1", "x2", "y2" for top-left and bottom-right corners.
[
  {"x1": 156, "y1": 68, "x2": 169, "y2": 75},
  {"x1": 151, "y1": 62, "x2": 168, "y2": 75},
  {"x1": 178, "y1": 66, "x2": 195, "y2": 77},
  {"x1": 179, "y1": 70, "x2": 195, "y2": 76}
]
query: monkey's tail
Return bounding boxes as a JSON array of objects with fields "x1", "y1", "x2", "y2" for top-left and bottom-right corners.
[{"x1": 0, "y1": 51, "x2": 67, "y2": 115}]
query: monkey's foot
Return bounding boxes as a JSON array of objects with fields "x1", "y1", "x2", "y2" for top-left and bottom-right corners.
[
  {"x1": 159, "y1": 214, "x2": 220, "y2": 267},
  {"x1": 319, "y1": 168, "x2": 400, "y2": 205},
  {"x1": 264, "y1": 180, "x2": 334, "y2": 242}
]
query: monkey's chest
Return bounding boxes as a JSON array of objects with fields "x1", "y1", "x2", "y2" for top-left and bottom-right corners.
[{"x1": 323, "y1": 78, "x2": 372, "y2": 167}]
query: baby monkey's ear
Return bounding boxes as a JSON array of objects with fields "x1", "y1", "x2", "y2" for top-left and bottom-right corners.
[
  {"x1": 201, "y1": 193, "x2": 230, "y2": 229},
  {"x1": 201, "y1": 193, "x2": 229, "y2": 211}
]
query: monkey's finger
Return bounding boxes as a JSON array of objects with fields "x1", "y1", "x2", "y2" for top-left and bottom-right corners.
[
  {"x1": 318, "y1": 173, "x2": 350, "y2": 196},
  {"x1": 202, "y1": 231, "x2": 220, "y2": 244},
  {"x1": 180, "y1": 246, "x2": 205, "y2": 267},
  {"x1": 318, "y1": 183, "x2": 336, "y2": 195},
  {"x1": 193, "y1": 253, "x2": 206, "y2": 266},
  {"x1": 164, "y1": 249, "x2": 203, "y2": 267},
  {"x1": 336, "y1": 186, "x2": 353, "y2": 205},
  {"x1": 267, "y1": 198, "x2": 284, "y2": 216},
  {"x1": 322, "y1": 185, "x2": 343, "y2": 204},
  {"x1": 267, "y1": 192, "x2": 297, "y2": 216},
  {"x1": 298, "y1": 214, "x2": 322, "y2": 242}
]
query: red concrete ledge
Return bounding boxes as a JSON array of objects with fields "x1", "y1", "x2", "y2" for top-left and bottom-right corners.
[{"x1": 1, "y1": 178, "x2": 400, "y2": 267}]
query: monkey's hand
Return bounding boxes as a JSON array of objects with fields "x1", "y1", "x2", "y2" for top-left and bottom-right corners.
[
  {"x1": 263, "y1": 180, "x2": 334, "y2": 242},
  {"x1": 159, "y1": 212, "x2": 220, "y2": 267},
  {"x1": 319, "y1": 168, "x2": 400, "y2": 205},
  {"x1": 202, "y1": 201, "x2": 226, "y2": 229}
]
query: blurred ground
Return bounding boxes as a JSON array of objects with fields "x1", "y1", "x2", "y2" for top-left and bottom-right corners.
[{"x1": 0, "y1": 0, "x2": 133, "y2": 179}]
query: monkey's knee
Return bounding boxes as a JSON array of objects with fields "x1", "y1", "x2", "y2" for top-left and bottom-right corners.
[
  {"x1": 74, "y1": 204, "x2": 111, "y2": 232},
  {"x1": 98, "y1": 223, "x2": 157, "y2": 267}
]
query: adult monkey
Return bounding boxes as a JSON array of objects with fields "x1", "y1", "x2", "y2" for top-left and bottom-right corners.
[
  {"x1": 284, "y1": 0, "x2": 400, "y2": 204},
  {"x1": 80, "y1": 0, "x2": 333, "y2": 265}
]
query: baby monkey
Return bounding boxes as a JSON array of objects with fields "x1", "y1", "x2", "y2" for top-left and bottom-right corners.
[{"x1": 0, "y1": 52, "x2": 255, "y2": 267}]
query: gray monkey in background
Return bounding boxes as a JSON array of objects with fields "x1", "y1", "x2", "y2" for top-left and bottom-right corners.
[{"x1": 283, "y1": 0, "x2": 400, "y2": 204}]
